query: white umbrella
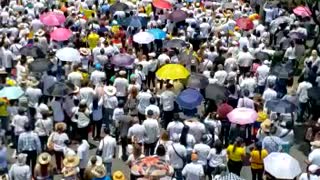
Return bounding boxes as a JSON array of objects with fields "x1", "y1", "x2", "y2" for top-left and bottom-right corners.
[
  {"x1": 56, "y1": 47, "x2": 81, "y2": 62},
  {"x1": 133, "y1": 32, "x2": 155, "y2": 44},
  {"x1": 264, "y1": 152, "x2": 301, "y2": 179}
]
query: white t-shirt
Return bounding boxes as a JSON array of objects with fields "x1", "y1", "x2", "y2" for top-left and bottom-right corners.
[
  {"x1": 77, "y1": 141, "x2": 90, "y2": 169},
  {"x1": 309, "y1": 149, "x2": 320, "y2": 166},
  {"x1": 90, "y1": 70, "x2": 106, "y2": 86},
  {"x1": 167, "y1": 121, "x2": 184, "y2": 140},
  {"x1": 25, "y1": 87, "x2": 42, "y2": 108},
  {"x1": 299, "y1": 173, "x2": 319, "y2": 180},
  {"x1": 113, "y1": 77, "x2": 129, "y2": 97},
  {"x1": 182, "y1": 162, "x2": 204, "y2": 180},
  {"x1": 193, "y1": 143, "x2": 211, "y2": 166},
  {"x1": 256, "y1": 65, "x2": 270, "y2": 86},
  {"x1": 79, "y1": 87, "x2": 95, "y2": 107},
  {"x1": 98, "y1": 135, "x2": 117, "y2": 163},
  {"x1": 52, "y1": 132, "x2": 69, "y2": 152},
  {"x1": 12, "y1": 114, "x2": 29, "y2": 135},
  {"x1": 51, "y1": 100, "x2": 65, "y2": 122},
  {"x1": 68, "y1": 71, "x2": 83, "y2": 87},
  {"x1": 207, "y1": 149, "x2": 227, "y2": 168}
]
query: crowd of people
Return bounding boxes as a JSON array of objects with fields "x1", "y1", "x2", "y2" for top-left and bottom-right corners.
[{"x1": 0, "y1": 0, "x2": 320, "y2": 179}]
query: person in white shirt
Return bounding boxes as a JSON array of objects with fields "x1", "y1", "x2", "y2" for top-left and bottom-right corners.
[
  {"x1": 299, "y1": 164, "x2": 319, "y2": 180},
  {"x1": 90, "y1": 64, "x2": 106, "y2": 86},
  {"x1": 113, "y1": 70, "x2": 129, "y2": 101},
  {"x1": 160, "y1": 84, "x2": 176, "y2": 128},
  {"x1": 50, "y1": 97, "x2": 65, "y2": 122},
  {"x1": 168, "y1": 134, "x2": 187, "y2": 180},
  {"x1": 103, "y1": 86, "x2": 118, "y2": 130},
  {"x1": 34, "y1": 111, "x2": 53, "y2": 151},
  {"x1": 128, "y1": 117, "x2": 145, "y2": 144},
  {"x1": 97, "y1": 128, "x2": 116, "y2": 177},
  {"x1": 193, "y1": 136, "x2": 211, "y2": 171},
  {"x1": 182, "y1": 152, "x2": 205, "y2": 180},
  {"x1": 11, "y1": 108, "x2": 29, "y2": 147},
  {"x1": 167, "y1": 113, "x2": 184, "y2": 140},
  {"x1": 145, "y1": 97, "x2": 160, "y2": 119},
  {"x1": 256, "y1": 60, "x2": 271, "y2": 94},
  {"x1": 143, "y1": 110, "x2": 160, "y2": 156},
  {"x1": 214, "y1": 64, "x2": 228, "y2": 86},
  {"x1": 2, "y1": 44, "x2": 14, "y2": 73},
  {"x1": 238, "y1": 89, "x2": 255, "y2": 109},
  {"x1": 137, "y1": 86, "x2": 152, "y2": 121},
  {"x1": 147, "y1": 52, "x2": 158, "y2": 88},
  {"x1": 237, "y1": 46, "x2": 254, "y2": 75},
  {"x1": 262, "y1": 83, "x2": 278, "y2": 106},
  {"x1": 207, "y1": 140, "x2": 227, "y2": 178},
  {"x1": 77, "y1": 139, "x2": 89, "y2": 179},
  {"x1": 67, "y1": 66, "x2": 83, "y2": 88},
  {"x1": 240, "y1": 72, "x2": 257, "y2": 98},
  {"x1": 25, "y1": 78, "x2": 42, "y2": 118},
  {"x1": 297, "y1": 78, "x2": 313, "y2": 124}
]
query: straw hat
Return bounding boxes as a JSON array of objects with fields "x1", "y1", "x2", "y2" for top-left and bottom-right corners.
[
  {"x1": 260, "y1": 119, "x2": 272, "y2": 133},
  {"x1": 63, "y1": 167, "x2": 78, "y2": 177},
  {"x1": 63, "y1": 155, "x2": 80, "y2": 168},
  {"x1": 35, "y1": 29, "x2": 45, "y2": 37},
  {"x1": 27, "y1": 77, "x2": 39, "y2": 87},
  {"x1": 54, "y1": 122, "x2": 67, "y2": 132},
  {"x1": 113, "y1": 171, "x2": 125, "y2": 180},
  {"x1": 104, "y1": 86, "x2": 116, "y2": 96},
  {"x1": 38, "y1": 152, "x2": 51, "y2": 165},
  {"x1": 91, "y1": 164, "x2": 106, "y2": 178},
  {"x1": 79, "y1": 48, "x2": 90, "y2": 56}
]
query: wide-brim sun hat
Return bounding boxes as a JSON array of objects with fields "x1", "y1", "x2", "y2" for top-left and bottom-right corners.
[
  {"x1": 91, "y1": 164, "x2": 106, "y2": 178},
  {"x1": 104, "y1": 86, "x2": 117, "y2": 96},
  {"x1": 63, "y1": 155, "x2": 80, "y2": 168},
  {"x1": 38, "y1": 152, "x2": 51, "y2": 165},
  {"x1": 260, "y1": 119, "x2": 272, "y2": 133},
  {"x1": 54, "y1": 122, "x2": 67, "y2": 132}
]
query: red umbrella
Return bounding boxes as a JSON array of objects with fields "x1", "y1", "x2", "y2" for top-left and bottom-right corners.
[
  {"x1": 152, "y1": 0, "x2": 172, "y2": 9},
  {"x1": 236, "y1": 18, "x2": 254, "y2": 30}
]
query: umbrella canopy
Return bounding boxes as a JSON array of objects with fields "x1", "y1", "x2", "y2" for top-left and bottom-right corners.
[
  {"x1": 179, "y1": 50, "x2": 198, "y2": 65},
  {"x1": 216, "y1": 173, "x2": 245, "y2": 180},
  {"x1": 227, "y1": 108, "x2": 258, "y2": 125},
  {"x1": 109, "y1": 2, "x2": 129, "y2": 13},
  {"x1": 28, "y1": 59, "x2": 52, "y2": 72},
  {"x1": 270, "y1": 62, "x2": 294, "y2": 79},
  {"x1": 56, "y1": 47, "x2": 81, "y2": 62},
  {"x1": 255, "y1": 51, "x2": 269, "y2": 61},
  {"x1": 111, "y1": 53, "x2": 134, "y2": 67},
  {"x1": 152, "y1": 0, "x2": 172, "y2": 9},
  {"x1": 168, "y1": 10, "x2": 188, "y2": 22},
  {"x1": 47, "y1": 82, "x2": 74, "y2": 97},
  {"x1": 131, "y1": 156, "x2": 171, "y2": 177},
  {"x1": 205, "y1": 84, "x2": 227, "y2": 101},
  {"x1": 308, "y1": 87, "x2": 320, "y2": 100},
  {"x1": 20, "y1": 45, "x2": 46, "y2": 58},
  {"x1": 0, "y1": 86, "x2": 24, "y2": 99},
  {"x1": 293, "y1": 6, "x2": 312, "y2": 17},
  {"x1": 133, "y1": 32, "x2": 155, "y2": 44},
  {"x1": 266, "y1": 99, "x2": 297, "y2": 114},
  {"x1": 120, "y1": 16, "x2": 147, "y2": 28},
  {"x1": 50, "y1": 28, "x2": 73, "y2": 42},
  {"x1": 236, "y1": 18, "x2": 254, "y2": 30},
  {"x1": 156, "y1": 64, "x2": 190, "y2": 80},
  {"x1": 289, "y1": 31, "x2": 307, "y2": 39},
  {"x1": 163, "y1": 39, "x2": 187, "y2": 49},
  {"x1": 40, "y1": 12, "x2": 66, "y2": 26},
  {"x1": 187, "y1": 73, "x2": 209, "y2": 89},
  {"x1": 264, "y1": 152, "x2": 301, "y2": 179},
  {"x1": 270, "y1": 16, "x2": 293, "y2": 33},
  {"x1": 176, "y1": 88, "x2": 203, "y2": 110},
  {"x1": 148, "y1": 28, "x2": 166, "y2": 40}
]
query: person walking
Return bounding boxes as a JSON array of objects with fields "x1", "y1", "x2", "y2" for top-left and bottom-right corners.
[
  {"x1": 250, "y1": 142, "x2": 268, "y2": 180},
  {"x1": 168, "y1": 134, "x2": 187, "y2": 180},
  {"x1": 90, "y1": 95, "x2": 103, "y2": 141},
  {"x1": 182, "y1": 152, "x2": 205, "y2": 180},
  {"x1": 34, "y1": 110, "x2": 53, "y2": 151},
  {"x1": 34, "y1": 153, "x2": 54, "y2": 180},
  {"x1": 226, "y1": 137, "x2": 246, "y2": 176},
  {"x1": 207, "y1": 140, "x2": 227, "y2": 180},
  {"x1": 143, "y1": 110, "x2": 160, "y2": 156},
  {"x1": 9, "y1": 153, "x2": 31, "y2": 180}
]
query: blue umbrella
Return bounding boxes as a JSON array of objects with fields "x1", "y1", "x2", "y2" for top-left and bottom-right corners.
[
  {"x1": 120, "y1": 16, "x2": 147, "y2": 28},
  {"x1": 148, "y1": 28, "x2": 166, "y2": 40},
  {"x1": 0, "y1": 86, "x2": 24, "y2": 99},
  {"x1": 176, "y1": 88, "x2": 203, "y2": 110}
]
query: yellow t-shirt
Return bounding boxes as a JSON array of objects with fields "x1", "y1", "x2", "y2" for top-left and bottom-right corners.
[
  {"x1": 0, "y1": 98, "x2": 8, "y2": 117},
  {"x1": 250, "y1": 149, "x2": 268, "y2": 169},
  {"x1": 227, "y1": 145, "x2": 245, "y2": 162},
  {"x1": 87, "y1": 33, "x2": 100, "y2": 50}
]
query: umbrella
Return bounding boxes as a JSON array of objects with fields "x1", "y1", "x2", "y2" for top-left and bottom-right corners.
[
  {"x1": 0, "y1": 86, "x2": 24, "y2": 99},
  {"x1": 216, "y1": 173, "x2": 245, "y2": 180},
  {"x1": 50, "y1": 28, "x2": 73, "y2": 42},
  {"x1": 222, "y1": 2, "x2": 235, "y2": 9},
  {"x1": 120, "y1": 16, "x2": 147, "y2": 28},
  {"x1": 28, "y1": 59, "x2": 52, "y2": 72},
  {"x1": 163, "y1": 39, "x2": 187, "y2": 49},
  {"x1": 40, "y1": 12, "x2": 66, "y2": 26},
  {"x1": 47, "y1": 82, "x2": 74, "y2": 97},
  {"x1": 270, "y1": 62, "x2": 293, "y2": 79},
  {"x1": 56, "y1": 47, "x2": 81, "y2": 62},
  {"x1": 264, "y1": 152, "x2": 301, "y2": 179},
  {"x1": 227, "y1": 108, "x2": 258, "y2": 125},
  {"x1": 270, "y1": 16, "x2": 293, "y2": 33},
  {"x1": 255, "y1": 51, "x2": 269, "y2": 61},
  {"x1": 152, "y1": 0, "x2": 172, "y2": 9},
  {"x1": 111, "y1": 53, "x2": 134, "y2": 67},
  {"x1": 109, "y1": 2, "x2": 129, "y2": 13},
  {"x1": 176, "y1": 88, "x2": 203, "y2": 110},
  {"x1": 289, "y1": 31, "x2": 307, "y2": 39},
  {"x1": 148, "y1": 28, "x2": 166, "y2": 40},
  {"x1": 236, "y1": 18, "x2": 254, "y2": 30},
  {"x1": 179, "y1": 50, "x2": 198, "y2": 65},
  {"x1": 156, "y1": 64, "x2": 190, "y2": 80},
  {"x1": 187, "y1": 73, "x2": 209, "y2": 89},
  {"x1": 131, "y1": 156, "x2": 171, "y2": 177},
  {"x1": 20, "y1": 45, "x2": 46, "y2": 58},
  {"x1": 205, "y1": 84, "x2": 227, "y2": 101},
  {"x1": 168, "y1": 10, "x2": 188, "y2": 22},
  {"x1": 133, "y1": 32, "x2": 155, "y2": 44},
  {"x1": 293, "y1": 6, "x2": 312, "y2": 17},
  {"x1": 265, "y1": 99, "x2": 297, "y2": 114},
  {"x1": 308, "y1": 87, "x2": 320, "y2": 100}
]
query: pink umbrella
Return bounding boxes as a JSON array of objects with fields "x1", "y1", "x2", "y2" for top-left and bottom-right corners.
[
  {"x1": 227, "y1": 108, "x2": 258, "y2": 125},
  {"x1": 293, "y1": 6, "x2": 312, "y2": 17},
  {"x1": 50, "y1": 28, "x2": 73, "y2": 41},
  {"x1": 40, "y1": 12, "x2": 66, "y2": 26}
]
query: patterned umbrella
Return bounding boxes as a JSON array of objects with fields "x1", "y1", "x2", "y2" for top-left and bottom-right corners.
[
  {"x1": 47, "y1": 82, "x2": 74, "y2": 97},
  {"x1": 111, "y1": 53, "x2": 134, "y2": 67},
  {"x1": 28, "y1": 59, "x2": 52, "y2": 72},
  {"x1": 168, "y1": 10, "x2": 188, "y2": 22},
  {"x1": 187, "y1": 73, "x2": 209, "y2": 89},
  {"x1": 176, "y1": 88, "x2": 203, "y2": 110},
  {"x1": 20, "y1": 45, "x2": 46, "y2": 58},
  {"x1": 131, "y1": 156, "x2": 171, "y2": 177},
  {"x1": 236, "y1": 18, "x2": 254, "y2": 30},
  {"x1": 109, "y1": 2, "x2": 129, "y2": 13}
]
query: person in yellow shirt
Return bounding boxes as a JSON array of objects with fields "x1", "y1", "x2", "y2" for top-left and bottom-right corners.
[
  {"x1": 226, "y1": 137, "x2": 245, "y2": 176},
  {"x1": 250, "y1": 142, "x2": 268, "y2": 180},
  {"x1": 0, "y1": 97, "x2": 9, "y2": 132}
]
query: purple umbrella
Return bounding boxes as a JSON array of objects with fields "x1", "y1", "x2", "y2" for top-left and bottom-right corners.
[
  {"x1": 168, "y1": 10, "x2": 188, "y2": 22},
  {"x1": 111, "y1": 53, "x2": 134, "y2": 67},
  {"x1": 176, "y1": 88, "x2": 203, "y2": 110}
]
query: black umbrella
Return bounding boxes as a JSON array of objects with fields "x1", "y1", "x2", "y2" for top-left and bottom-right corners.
[
  {"x1": 163, "y1": 39, "x2": 187, "y2": 49},
  {"x1": 308, "y1": 87, "x2": 320, "y2": 100},
  {"x1": 109, "y1": 2, "x2": 129, "y2": 13},
  {"x1": 20, "y1": 45, "x2": 46, "y2": 58},
  {"x1": 265, "y1": 99, "x2": 297, "y2": 113},
  {"x1": 255, "y1": 51, "x2": 270, "y2": 61},
  {"x1": 270, "y1": 62, "x2": 294, "y2": 79},
  {"x1": 28, "y1": 59, "x2": 52, "y2": 72},
  {"x1": 187, "y1": 73, "x2": 209, "y2": 89},
  {"x1": 47, "y1": 82, "x2": 74, "y2": 97},
  {"x1": 120, "y1": 16, "x2": 147, "y2": 28},
  {"x1": 205, "y1": 84, "x2": 227, "y2": 101}
]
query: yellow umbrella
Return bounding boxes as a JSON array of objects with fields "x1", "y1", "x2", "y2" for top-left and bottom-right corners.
[{"x1": 156, "y1": 64, "x2": 190, "y2": 80}]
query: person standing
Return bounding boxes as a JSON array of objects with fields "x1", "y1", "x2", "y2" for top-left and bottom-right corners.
[
  {"x1": 256, "y1": 60, "x2": 270, "y2": 94},
  {"x1": 34, "y1": 153, "x2": 54, "y2": 180},
  {"x1": 193, "y1": 135, "x2": 211, "y2": 177},
  {"x1": 182, "y1": 152, "x2": 205, "y2": 180},
  {"x1": 97, "y1": 128, "x2": 117, "y2": 176},
  {"x1": 74, "y1": 101, "x2": 91, "y2": 140},
  {"x1": 113, "y1": 70, "x2": 129, "y2": 103},
  {"x1": 25, "y1": 77, "x2": 42, "y2": 120},
  {"x1": 167, "y1": 113, "x2": 184, "y2": 140},
  {"x1": 137, "y1": 86, "x2": 152, "y2": 122},
  {"x1": 207, "y1": 140, "x2": 227, "y2": 180},
  {"x1": 296, "y1": 78, "x2": 313, "y2": 125},
  {"x1": 9, "y1": 153, "x2": 31, "y2": 180},
  {"x1": 34, "y1": 111, "x2": 53, "y2": 151},
  {"x1": 143, "y1": 110, "x2": 160, "y2": 156},
  {"x1": 103, "y1": 86, "x2": 118, "y2": 130},
  {"x1": 168, "y1": 134, "x2": 187, "y2": 180},
  {"x1": 160, "y1": 83, "x2": 176, "y2": 129},
  {"x1": 250, "y1": 142, "x2": 268, "y2": 180},
  {"x1": 118, "y1": 113, "x2": 133, "y2": 161},
  {"x1": 11, "y1": 107, "x2": 29, "y2": 148},
  {"x1": 90, "y1": 95, "x2": 103, "y2": 141},
  {"x1": 77, "y1": 140, "x2": 90, "y2": 179},
  {"x1": 226, "y1": 137, "x2": 246, "y2": 176},
  {"x1": 128, "y1": 117, "x2": 146, "y2": 145}
]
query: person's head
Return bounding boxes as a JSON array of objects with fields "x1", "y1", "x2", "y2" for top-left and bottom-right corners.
[
  {"x1": 307, "y1": 164, "x2": 319, "y2": 174},
  {"x1": 103, "y1": 128, "x2": 110, "y2": 135},
  {"x1": 146, "y1": 109, "x2": 154, "y2": 118},
  {"x1": 242, "y1": 45, "x2": 248, "y2": 52},
  {"x1": 90, "y1": 156, "x2": 98, "y2": 166},
  {"x1": 214, "y1": 140, "x2": 223, "y2": 154},
  {"x1": 173, "y1": 113, "x2": 180, "y2": 121},
  {"x1": 24, "y1": 123, "x2": 32, "y2": 132},
  {"x1": 160, "y1": 131, "x2": 170, "y2": 141},
  {"x1": 133, "y1": 143, "x2": 142, "y2": 157},
  {"x1": 180, "y1": 125, "x2": 190, "y2": 146},
  {"x1": 166, "y1": 83, "x2": 173, "y2": 90},
  {"x1": 149, "y1": 97, "x2": 156, "y2": 105},
  {"x1": 234, "y1": 137, "x2": 243, "y2": 147},
  {"x1": 18, "y1": 107, "x2": 25, "y2": 115},
  {"x1": 191, "y1": 152, "x2": 198, "y2": 162},
  {"x1": 156, "y1": 144, "x2": 166, "y2": 156},
  {"x1": 254, "y1": 141, "x2": 262, "y2": 151},
  {"x1": 243, "y1": 89, "x2": 250, "y2": 97}
]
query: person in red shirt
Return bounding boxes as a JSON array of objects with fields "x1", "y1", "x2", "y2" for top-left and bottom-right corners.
[{"x1": 217, "y1": 99, "x2": 233, "y2": 147}]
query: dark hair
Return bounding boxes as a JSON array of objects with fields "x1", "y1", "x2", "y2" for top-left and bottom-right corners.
[
  {"x1": 156, "y1": 144, "x2": 166, "y2": 156},
  {"x1": 214, "y1": 140, "x2": 223, "y2": 154},
  {"x1": 149, "y1": 97, "x2": 156, "y2": 104},
  {"x1": 180, "y1": 125, "x2": 190, "y2": 146},
  {"x1": 243, "y1": 89, "x2": 250, "y2": 97},
  {"x1": 92, "y1": 96, "x2": 99, "y2": 110},
  {"x1": 24, "y1": 123, "x2": 32, "y2": 131},
  {"x1": 232, "y1": 137, "x2": 243, "y2": 152},
  {"x1": 104, "y1": 128, "x2": 110, "y2": 134},
  {"x1": 255, "y1": 141, "x2": 262, "y2": 160}
]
